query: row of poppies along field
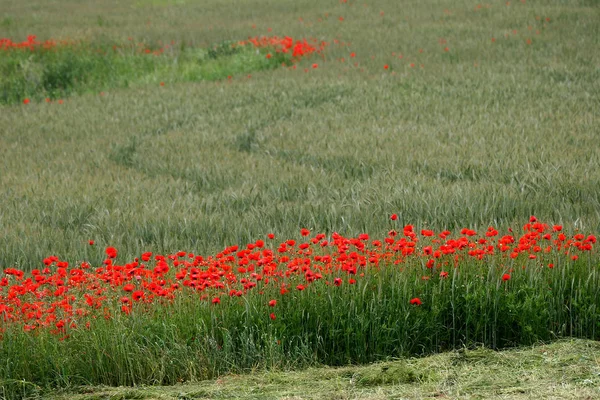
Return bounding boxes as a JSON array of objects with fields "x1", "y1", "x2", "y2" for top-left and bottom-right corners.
[
  {"x1": 1, "y1": 216, "x2": 596, "y2": 339},
  {"x1": 0, "y1": 33, "x2": 327, "y2": 105}
]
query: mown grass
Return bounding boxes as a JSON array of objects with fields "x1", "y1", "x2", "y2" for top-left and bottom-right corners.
[{"x1": 8, "y1": 339, "x2": 600, "y2": 399}]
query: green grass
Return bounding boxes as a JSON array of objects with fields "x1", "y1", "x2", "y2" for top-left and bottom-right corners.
[
  {"x1": 0, "y1": 39, "x2": 289, "y2": 104},
  {"x1": 10, "y1": 339, "x2": 600, "y2": 399},
  {"x1": 1, "y1": 0, "x2": 600, "y2": 398},
  {"x1": 1, "y1": 238, "x2": 597, "y2": 395}
]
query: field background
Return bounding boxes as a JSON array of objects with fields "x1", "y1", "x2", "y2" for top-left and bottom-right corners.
[
  {"x1": 1, "y1": 0, "x2": 599, "y2": 271},
  {"x1": 1, "y1": 0, "x2": 600, "y2": 398}
]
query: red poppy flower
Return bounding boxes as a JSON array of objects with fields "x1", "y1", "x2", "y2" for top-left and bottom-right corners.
[
  {"x1": 212, "y1": 297, "x2": 220, "y2": 304},
  {"x1": 390, "y1": 214, "x2": 398, "y2": 221},
  {"x1": 23, "y1": 98, "x2": 30, "y2": 105},
  {"x1": 410, "y1": 297, "x2": 422, "y2": 306},
  {"x1": 123, "y1": 284, "x2": 135, "y2": 292},
  {"x1": 300, "y1": 228, "x2": 310, "y2": 236},
  {"x1": 105, "y1": 247, "x2": 117, "y2": 259},
  {"x1": 334, "y1": 277, "x2": 342, "y2": 286},
  {"x1": 132, "y1": 290, "x2": 144, "y2": 301},
  {"x1": 88, "y1": 240, "x2": 94, "y2": 245},
  {"x1": 268, "y1": 299, "x2": 277, "y2": 307},
  {"x1": 270, "y1": 313, "x2": 276, "y2": 320},
  {"x1": 502, "y1": 274, "x2": 511, "y2": 281}
]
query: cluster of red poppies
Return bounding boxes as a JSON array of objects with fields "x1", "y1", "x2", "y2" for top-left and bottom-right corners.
[
  {"x1": 0, "y1": 35, "x2": 73, "y2": 51},
  {"x1": 0, "y1": 217, "x2": 595, "y2": 339},
  {"x1": 239, "y1": 35, "x2": 326, "y2": 59}
]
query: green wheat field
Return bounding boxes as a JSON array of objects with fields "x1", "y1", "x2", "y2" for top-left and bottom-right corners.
[{"x1": 1, "y1": 0, "x2": 599, "y2": 399}]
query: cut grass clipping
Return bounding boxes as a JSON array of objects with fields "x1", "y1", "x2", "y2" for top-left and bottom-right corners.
[
  {"x1": 0, "y1": 36, "x2": 296, "y2": 105},
  {"x1": 9, "y1": 339, "x2": 600, "y2": 400}
]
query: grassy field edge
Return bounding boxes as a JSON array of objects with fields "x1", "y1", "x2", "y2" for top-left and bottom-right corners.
[{"x1": 20, "y1": 338, "x2": 599, "y2": 400}]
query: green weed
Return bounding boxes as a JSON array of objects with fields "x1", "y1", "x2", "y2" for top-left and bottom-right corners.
[{"x1": 0, "y1": 40, "x2": 287, "y2": 105}]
